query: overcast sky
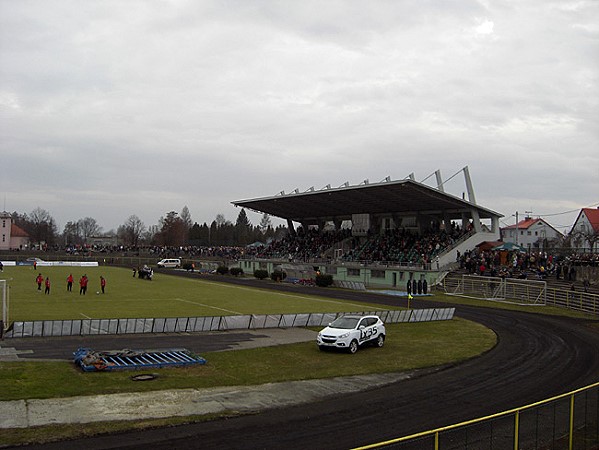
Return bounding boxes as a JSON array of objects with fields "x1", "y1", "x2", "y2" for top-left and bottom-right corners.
[{"x1": 1, "y1": 0, "x2": 597, "y2": 235}]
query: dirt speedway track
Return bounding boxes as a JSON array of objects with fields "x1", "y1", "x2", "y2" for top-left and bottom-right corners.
[{"x1": 13, "y1": 275, "x2": 599, "y2": 450}]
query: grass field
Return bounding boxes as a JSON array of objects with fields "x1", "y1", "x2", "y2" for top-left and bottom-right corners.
[
  {"x1": 0, "y1": 317, "x2": 498, "y2": 446},
  {"x1": 0, "y1": 264, "x2": 500, "y2": 447},
  {"x1": 1, "y1": 266, "x2": 396, "y2": 322}
]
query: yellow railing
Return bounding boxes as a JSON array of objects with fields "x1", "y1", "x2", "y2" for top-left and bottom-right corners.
[{"x1": 354, "y1": 381, "x2": 599, "y2": 450}]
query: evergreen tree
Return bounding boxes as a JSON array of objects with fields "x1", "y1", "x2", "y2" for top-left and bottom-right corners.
[
  {"x1": 180, "y1": 206, "x2": 193, "y2": 231},
  {"x1": 235, "y1": 209, "x2": 252, "y2": 245},
  {"x1": 157, "y1": 211, "x2": 187, "y2": 246}
]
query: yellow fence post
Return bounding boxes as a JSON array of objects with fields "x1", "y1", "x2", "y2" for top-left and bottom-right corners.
[
  {"x1": 569, "y1": 393, "x2": 575, "y2": 450},
  {"x1": 351, "y1": 382, "x2": 599, "y2": 450},
  {"x1": 513, "y1": 410, "x2": 519, "y2": 450}
]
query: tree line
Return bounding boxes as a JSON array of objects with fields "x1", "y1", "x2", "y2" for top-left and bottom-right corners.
[{"x1": 9, "y1": 206, "x2": 287, "y2": 248}]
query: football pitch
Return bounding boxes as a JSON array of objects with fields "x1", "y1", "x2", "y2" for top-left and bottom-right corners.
[{"x1": 1, "y1": 266, "x2": 394, "y2": 322}]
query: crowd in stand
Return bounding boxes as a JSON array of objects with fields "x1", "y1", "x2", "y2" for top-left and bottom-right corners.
[
  {"x1": 342, "y1": 226, "x2": 465, "y2": 266},
  {"x1": 459, "y1": 247, "x2": 599, "y2": 290},
  {"x1": 253, "y1": 228, "x2": 352, "y2": 261},
  {"x1": 246, "y1": 222, "x2": 469, "y2": 267},
  {"x1": 9, "y1": 230, "x2": 599, "y2": 287}
]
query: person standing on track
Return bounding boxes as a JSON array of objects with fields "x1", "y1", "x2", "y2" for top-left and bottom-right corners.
[{"x1": 44, "y1": 277, "x2": 50, "y2": 295}]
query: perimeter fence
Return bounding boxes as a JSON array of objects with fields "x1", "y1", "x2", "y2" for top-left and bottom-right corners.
[
  {"x1": 355, "y1": 381, "x2": 599, "y2": 450},
  {"x1": 4, "y1": 307, "x2": 455, "y2": 338},
  {"x1": 440, "y1": 275, "x2": 599, "y2": 316}
]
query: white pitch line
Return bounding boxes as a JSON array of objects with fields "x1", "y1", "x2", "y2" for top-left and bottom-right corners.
[
  {"x1": 191, "y1": 279, "x2": 386, "y2": 310},
  {"x1": 172, "y1": 298, "x2": 243, "y2": 315},
  {"x1": 271, "y1": 291, "x2": 387, "y2": 310},
  {"x1": 79, "y1": 313, "x2": 92, "y2": 319}
]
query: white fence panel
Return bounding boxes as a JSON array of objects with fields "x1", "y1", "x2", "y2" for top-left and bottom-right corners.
[{"x1": 3, "y1": 308, "x2": 455, "y2": 337}]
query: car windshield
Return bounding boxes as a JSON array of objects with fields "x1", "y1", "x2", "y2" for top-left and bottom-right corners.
[{"x1": 329, "y1": 317, "x2": 360, "y2": 329}]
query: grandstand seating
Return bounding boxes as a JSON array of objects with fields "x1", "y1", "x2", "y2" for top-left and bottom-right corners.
[{"x1": 254, "y1": 226, "x2": 466, "y2": 267}]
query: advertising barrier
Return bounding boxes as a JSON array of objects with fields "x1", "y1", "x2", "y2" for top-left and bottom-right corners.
[{"x1": 4, "y1": 308, "x2": 455, "y2": 338}]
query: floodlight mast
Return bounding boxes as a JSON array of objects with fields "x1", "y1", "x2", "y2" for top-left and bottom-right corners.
[{"x1": 463, "y1": 166, "x2": 477, "y2": 205}]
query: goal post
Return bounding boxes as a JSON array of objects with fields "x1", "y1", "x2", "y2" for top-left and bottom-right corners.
[{"x1": 0, "y1": 279, "x2": 7, "y2": 336}]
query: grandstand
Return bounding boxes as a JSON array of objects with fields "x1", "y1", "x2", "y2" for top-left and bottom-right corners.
[{"x1": 232, "y1": 167, "x2": 503, "y2": 290}]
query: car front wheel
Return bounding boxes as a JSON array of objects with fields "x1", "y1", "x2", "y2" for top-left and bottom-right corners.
[
  {"x1": 348, "y1": 340, "x2": 359, "y2": 354},
  {"x1": 375, "y1": 334, "x2": 385, "y2": 348}
]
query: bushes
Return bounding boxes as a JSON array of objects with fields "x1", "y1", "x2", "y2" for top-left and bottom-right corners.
[
  {"x1": 216, "y1": 266, "x2": 229, "y2": 275},
  {"x1": 270, "y1": 270, "x2": 287, "y2": 282},
  {"x1": 214, "y1": 266, "x2": 244, "y2": 276},
  {"x1": 254, "y1": 269, "x2": 269, "y2": 280},
  {"x1": 315, "y1": 274, "x2": 334, "y2": 287},
  {"x1": 229, "y1": 267, "x2": 244, "y2": 276}
]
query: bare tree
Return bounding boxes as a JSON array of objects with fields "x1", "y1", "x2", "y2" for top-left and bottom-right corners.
[
  {"x1": 78, "y1": 217, "x2": 101, "y2": 243},
  {"x1": 119, "y1": 215, "x2": 146, "y2": 246},
  {"x1": 259, "y1": 213, "x2": 272, "y2": 232},
  {"x1": 215, "y1": 213, "x2": 227, "y2": 227},
  {"x1": 573, "y1": 229, "x2": 599, "y2": 253},
  {"x1": 63, "y1": 221, "x2": 81, "y2": 245},
  {"x1": 28, "y1": 207, "x2": 58, "y2": 245}
]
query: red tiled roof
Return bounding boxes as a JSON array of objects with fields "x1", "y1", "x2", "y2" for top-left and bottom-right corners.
[
  {"x1": 10, "y1": 223, "x2": 29, "y2": 238},
  {"x1": 502, "y1": 218, "x2": 541, "y2": 230},
  {"x1": 582, "y1": 208, "x2": 599, "y2": 233}
]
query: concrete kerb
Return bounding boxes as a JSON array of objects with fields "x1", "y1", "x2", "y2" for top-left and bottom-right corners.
[
  {"x1": 0, "y1": 327, "x2": 412, "y2": 429},
  {"x1": 0, "y1": 315, "x2": 453, "y2": 430},
  {"x1": 0, "y1": 372, "x2": 415, "y2": 429}
]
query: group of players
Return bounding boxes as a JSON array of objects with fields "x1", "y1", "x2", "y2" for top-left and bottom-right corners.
[{"x1": 35, "y1": 272, "x2": 106, "y2": 295}]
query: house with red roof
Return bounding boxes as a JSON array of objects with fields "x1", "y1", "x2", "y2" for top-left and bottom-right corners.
[
  {"x1": 0, "y1": 211, "x2": 30, "y2": 251},
  {"x1": 500, "y1": 216, "x2": 563, "y2": 252},
  {"x1": 570, "y1": 207, "x2": 599, "y2": 253}
]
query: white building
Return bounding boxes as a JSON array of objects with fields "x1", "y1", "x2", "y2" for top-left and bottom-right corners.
[
  {"x1": 500, "y1": 217, "x2": 562, "y2": 252},
  {"x1": 0, "y1": 211, "x2": 30, "y2": 251},
  {"x1": 569, "y1": 208, "x2": 599, "y2": 253}
]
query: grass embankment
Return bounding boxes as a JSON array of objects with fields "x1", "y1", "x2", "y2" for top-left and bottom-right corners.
[
  {"x1": 0, "y1": 318, "x2": 496, "y2": 447},
  {"x1": 1, "y1": 319, "x2": 495, "y2": 401},
  {"x1": 5, "y1": 264, "x2": 554, "y2": 446}
]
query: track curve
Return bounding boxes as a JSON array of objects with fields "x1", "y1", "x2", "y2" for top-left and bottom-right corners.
[{"x1": 16, "y1": 277, "x2": 599, "y2": 450}]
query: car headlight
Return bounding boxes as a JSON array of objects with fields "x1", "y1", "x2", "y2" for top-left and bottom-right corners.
[{"x1": 338, "y1": 332, "x2": 350, "y2": 339}]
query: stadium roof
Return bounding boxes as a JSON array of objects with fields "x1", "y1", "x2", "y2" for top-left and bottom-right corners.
[{"x1": 232, "y1": 178, "x2": 503, "y2": 225}]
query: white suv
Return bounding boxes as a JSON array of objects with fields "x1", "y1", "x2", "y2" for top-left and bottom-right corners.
[{"x1": 317, "y1": 315, "x2": 386, "y2": 354}]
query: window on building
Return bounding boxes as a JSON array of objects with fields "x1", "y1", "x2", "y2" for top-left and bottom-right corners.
[
  {"x1": 348, "y1": 268, "x2": 360, "y2": 276},
  {"x1": 371, "y1": 270, "x2": 385, "y2": 278}
]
